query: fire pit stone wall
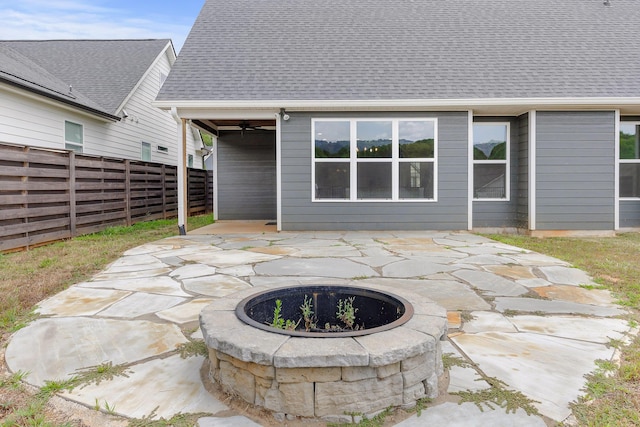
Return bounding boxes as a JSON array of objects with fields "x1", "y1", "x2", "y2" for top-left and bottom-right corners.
[{"x1": 200, "y1": 284, "x2": 448, "y2": 422}]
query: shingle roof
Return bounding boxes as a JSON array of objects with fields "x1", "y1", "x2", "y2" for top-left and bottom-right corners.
[
  {"x1": 1, "y1": 39, "x2": 172, "y2": 116},
  {"x1": 157, "y1": 0, "x2": 640, "y2": 103}
]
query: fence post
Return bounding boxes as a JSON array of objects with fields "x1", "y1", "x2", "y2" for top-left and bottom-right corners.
[
  {"x1": 69, "y1": 151, "x2": 77, "y2": 238},
  {"x1": 125, "y1": 160, "x2": 131, "y2": 226},
  {"x1": 162, "y1": 164, "x2": 167, "y2": 219}
]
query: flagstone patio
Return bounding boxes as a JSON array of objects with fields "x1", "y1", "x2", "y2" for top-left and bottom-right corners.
[{"x1": 4, "y1": 224, "x2": 634, "y2": 426}]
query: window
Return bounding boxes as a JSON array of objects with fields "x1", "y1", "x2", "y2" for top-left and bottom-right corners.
[
  {"x1": 473, "y1": 123, "x2": 509, "y2": 200},
  {"x1": 160, "y1": 72, "x2": 168, "y2": 89},
  {"x1": 620, "y1": 122, "x2": 640, "y2": 198},
  {"x1": 188, "y1": 154, "x2": 194, "y2": 168},
  {"x1": 141, "y1": 142, "x2": 151, "y2": 161},
  {"x1": 157, "y1": 145, "x2": 168, "y2": 154},
  {"x1": 313, "y1": 119, "x2": 437, "y2": 201},
  {"x1": 64, "y1": 121, "x2": 83, "y2": 153}
]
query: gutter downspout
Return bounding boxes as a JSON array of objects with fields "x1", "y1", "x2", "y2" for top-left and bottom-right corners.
[{"x1": 171, "y1": 107, "x2": 188, "y2": 235}]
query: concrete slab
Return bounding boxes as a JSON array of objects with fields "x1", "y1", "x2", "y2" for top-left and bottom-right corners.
[
  {"x1": 396, "y1": 402, "x2": 547, "y2": 427},
  {"x1": 452, "y1": 331, "x2": 614, "y2": 421},
  {"x1": 62, "y1": 355, "x2": 227, "y2": 419},
  {"x1": 78, "y1": 277, "x2": 190, "y2": 297},
  {"x1": 97, "y1": 293, "x2": 186, "y2": 319},
  {"x1": 5, "y1": 318, "x2": 187, "y2": 386},
  {"x1": 254, "y1": 258, "x2": 378, "y2": 278},
  {"x1": 36, "y1": 287, "x2": 129, "y2": 317},
  {"x1": 182, "y1": 275, "x2": 251, "y2": 297}
]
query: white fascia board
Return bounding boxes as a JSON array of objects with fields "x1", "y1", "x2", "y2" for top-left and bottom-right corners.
[
  {"x1": 153, "y1": 97, "x2": 640, "y2": 112},
  {"x1": 115, "y1": 42, "x2": 174, "y2": 116}
]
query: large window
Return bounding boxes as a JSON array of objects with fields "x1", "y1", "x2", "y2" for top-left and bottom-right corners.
[
  {"x1": 64, "y1": 120, "x2": 83, "y2": 153},
  {"x1": 313, "y1": 119, "x2": 436, "y2": 201},
  {"x1": 473, "y1": 123, "x2": 509, "y2": 200},
  {"x1": 620, "y1": 122, "x2": 640, "y2": 198}
]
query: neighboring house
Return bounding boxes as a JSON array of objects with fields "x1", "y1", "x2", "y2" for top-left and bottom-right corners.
[
  {"x1": 155, "y1": 0, "x2": 640, "y2": 234},
  {"x1": 0, "y1": 39, "x2": 204, "y2": 168}
]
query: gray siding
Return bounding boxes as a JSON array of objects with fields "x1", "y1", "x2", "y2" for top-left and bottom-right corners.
[
  {"x1": 535, "y1": 111, "x2": 615, "y2": 230},
  {"x1": 216, "y1": 131, "x2": 276, "y2": 220},
  {"x1": 280, "y1": 112, "x2": 469, "y2": 230},
  {"x1": 472, "y1": 117, "x2": 519, "y2": 228}
]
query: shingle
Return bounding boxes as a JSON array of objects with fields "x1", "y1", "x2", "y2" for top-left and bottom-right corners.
[
  {"x1": 158, "y1": 0, "x2": 640, "y2": 102},
  {"x1": 2, "y1": 39, "x2": 171, "y2": 114},
  {"x1": 0, "y1": 44, "x2": 103, "y2": 111}
]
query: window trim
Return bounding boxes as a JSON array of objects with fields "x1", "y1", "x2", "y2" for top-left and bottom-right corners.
[
  {"x1": 64, "y1": 120, "x2": 84, "y2": 153},
  {"x1": 311, "y1": 118, "x2": 438, "y2": 203},
  {"x1": 619, "y1": 120, "x2": 640, "y2": 200},
  {"x1": 472, "y1": 122, "x2": 510, "y2": 202}
]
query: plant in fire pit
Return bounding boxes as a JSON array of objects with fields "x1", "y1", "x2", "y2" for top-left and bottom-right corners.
[
  {"x1": 270, "y1": 299, "x2": 299, "y2": 331},
  {"x1": 300, "y1": 295, "x2": 316, "y2": 331},
  {"x1": 336, "y1": 296, "x2": 358, "y2": 329}
]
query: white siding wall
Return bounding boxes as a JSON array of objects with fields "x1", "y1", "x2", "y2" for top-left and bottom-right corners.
[{"x1": 0, "y1": 49, "x2": 203, "y2": 168}]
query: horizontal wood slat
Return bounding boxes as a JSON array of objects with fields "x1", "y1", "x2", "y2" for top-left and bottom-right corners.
[{"x1": 0, "y1": 142, "x2": 214, "y2": 252}]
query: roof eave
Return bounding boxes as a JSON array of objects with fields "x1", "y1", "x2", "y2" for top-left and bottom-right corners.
[
  {"x1": 154, "y1": 97, "x2": 640, "y2": 116},
  {"x1": 1, "y1": 78, "x2": 121, "y2": 122}
]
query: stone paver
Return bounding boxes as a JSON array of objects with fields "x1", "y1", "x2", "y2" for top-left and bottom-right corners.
[
  {"x1": 6, "y1": 317, "x2": 187, "y2": 386},
  {"x1": 5, "y1": 229, "x2": 633, "y2": 426}
]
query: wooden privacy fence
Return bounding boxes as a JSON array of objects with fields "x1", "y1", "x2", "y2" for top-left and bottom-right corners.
[{"x1": 0, "y1": 142, "x2": 213, "y2": 252}]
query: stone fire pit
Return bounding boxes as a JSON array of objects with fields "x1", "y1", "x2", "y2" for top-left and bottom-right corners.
[{"x1": 200, "y1": 284, "x2": 448, "y2": 422}]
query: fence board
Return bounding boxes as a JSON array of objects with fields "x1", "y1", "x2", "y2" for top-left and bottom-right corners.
[{"x1": 0, "y1": 142, "x2": 214, "y2": 252}]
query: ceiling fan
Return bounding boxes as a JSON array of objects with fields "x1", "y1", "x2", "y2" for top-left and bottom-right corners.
[{"x1": 239, "y1": 121, "x2": 264, "y2": 136}]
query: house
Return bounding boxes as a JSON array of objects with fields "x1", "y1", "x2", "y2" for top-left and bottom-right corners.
[
  {"x1": 155, "y1": 0, "x2": 640, "y2": 235},
  {"x1": 0, "y1": 39, "x2": 204, "y2": 168}
]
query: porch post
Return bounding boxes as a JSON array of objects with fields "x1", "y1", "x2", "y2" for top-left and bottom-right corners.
[{"x1": 172, "y1": 107, "x2": 188, "y2": 235}]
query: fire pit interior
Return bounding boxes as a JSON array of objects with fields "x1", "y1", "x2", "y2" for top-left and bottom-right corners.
[
  {"x1": 200, "y1": 284, "x2": 448, "y2": 423},
  {"x1": 236, "y1": 285, "x2": 413, "y2": 337}
]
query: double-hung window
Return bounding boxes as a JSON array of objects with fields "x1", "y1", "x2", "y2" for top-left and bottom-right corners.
[
  {"x1": 472, "y1": 123, "x2": 509, "y2": 200},
  {"x1": 64, "y1": 120, "x2": 83, "y2": 153},
  {"x1": 620, "y1": 122, "x2": 640, "y2": 198},
  {"x1": 313, "y1": 119, "x2": 437, "y2": 201}
]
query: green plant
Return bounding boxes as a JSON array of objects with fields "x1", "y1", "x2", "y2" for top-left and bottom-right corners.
[
  {"x1": 177, "y1": 339, "x2": 208, "y2": 359},
  {"x1": 127, "y1": 408, "x2": 211, "y2": 427},
  {"x1": 269, "y1": 299, "x2": 299, "y2": 331},
  {"x1": 73, "y1": 361, "x2": 131, "y2": 389},
  {"x1": 336, "y1": 296, "x2": 358, "y2": 329},
  {"x1": 300, "y1": 295, "x2": 316, "y2": 331},
  {"x1": 453, "y1": 376, "x2": 540, "y2": 416},
  {"x1": 0, "y1": 371, "x2": 29, "y2": 390}
]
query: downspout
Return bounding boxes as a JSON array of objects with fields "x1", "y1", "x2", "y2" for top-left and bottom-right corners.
[{"x1": 171, "y1": 107, "x2": 188, "y2": 235}]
